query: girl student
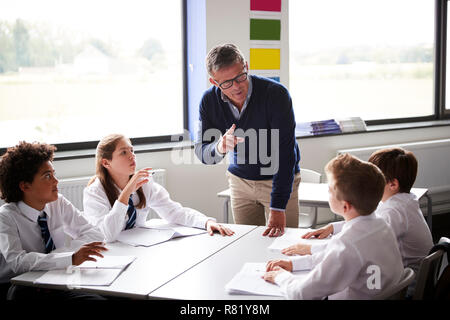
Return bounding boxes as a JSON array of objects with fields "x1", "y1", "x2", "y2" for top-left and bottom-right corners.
[{"x1": 83, "y1": 134, "x2": 234, "y2": 242}]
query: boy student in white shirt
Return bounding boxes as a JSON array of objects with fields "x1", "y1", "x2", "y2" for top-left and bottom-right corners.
[
  {"x1": 263, "y1": 153, "x2": 404, "y2": 300},
  {"x1": 283, "y1": 148, "x2": 433, "y2": 287},
  {"x1": 0, "y1": 142, "x2": 107, "y2": 300},
  {"x1": 83, "y1": 134, "x2": 234, "y2": 242}
]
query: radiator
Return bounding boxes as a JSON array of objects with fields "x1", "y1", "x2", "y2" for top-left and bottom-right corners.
[
  {"x1": 0, "y1": 169, "x2": 167, "y2": 214},
  {"x1": 337, "y1": 138, "x2": 450, "y2": 214}
]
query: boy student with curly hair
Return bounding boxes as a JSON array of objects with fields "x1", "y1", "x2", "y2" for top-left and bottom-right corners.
[
  {"x1": 263, "y1": 154, "x2": 404, "y2": 299},
  {"x1": 286, "y1": 148, "x2": 433, "y2": 293},
  {"x1": 0, "y1": 141, "x2": 107, "y2": 300}
]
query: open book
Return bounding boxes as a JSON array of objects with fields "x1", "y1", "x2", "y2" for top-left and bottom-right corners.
[
  {"x1": 116, "y1": 220, "x2": 206, "y2": 247},
  {"x1": 225, "y1": 263, "x2": 308, "y2": 297},
  {"x1": 34, "y1": 255, "x2": 136, "y2": 287}
]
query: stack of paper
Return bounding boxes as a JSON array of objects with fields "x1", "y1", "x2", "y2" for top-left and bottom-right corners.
[
  {"x1": 336, "y1": 117, "x2": 367, "y2": 133},
  {"x1": 34, "y1": 255, "x2": 136, "y2": 287},
  {"x1": 225, "y1": 263, "x2": 308, "y2": 297},
  {"x1": 116, "y1": 223, "x2": 206, "y2": 247}
]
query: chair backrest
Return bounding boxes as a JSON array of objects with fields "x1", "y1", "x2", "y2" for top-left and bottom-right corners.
[
  {"x1": 300, "y1": 168, "x2": 321, "y2": 183},
  {"x1": 374, "y1": 267, "x2": 415, "y2": 300},
  {"x1": 413, "y1": 249, "x2": 445, "y2": 300},
  {"x1": 298, "y1": 168, "x2": 322, "y2": 228}
]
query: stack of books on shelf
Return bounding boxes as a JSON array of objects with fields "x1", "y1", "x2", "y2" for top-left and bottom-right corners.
[
  {"x1": 336, "y1": 117, "x2": 367, "y2": 133},
  {"x1": 311, "y1": 119, "x2": 341, "y2": 135},
  {"x1": 296, "y1": 119, "x2": 341, "y2": 136},
  {"x1": 296, "y1": 117, "x2": 367, "y2": 136}
]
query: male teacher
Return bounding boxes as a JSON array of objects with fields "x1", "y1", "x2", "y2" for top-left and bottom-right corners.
[{"x1": 194, "y1": 43, "x2": 301, "y2": 237}]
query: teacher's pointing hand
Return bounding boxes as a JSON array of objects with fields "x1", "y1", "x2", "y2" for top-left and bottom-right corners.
[{"x1": 217, "y1": 124, "x2": 245, "y2": 154}]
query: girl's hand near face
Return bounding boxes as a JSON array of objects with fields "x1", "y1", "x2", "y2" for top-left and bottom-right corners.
[{"x1": 118, "y1": 167, "x2": 152, "y2": 205}]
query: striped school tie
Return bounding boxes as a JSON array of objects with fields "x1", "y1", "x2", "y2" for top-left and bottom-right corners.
[
  {"x1": 37, "y1": 212, "x2": 56, "y2": 254},
  {"x1": 125, "y1": 195, "x2": 136, "y2": 230}
]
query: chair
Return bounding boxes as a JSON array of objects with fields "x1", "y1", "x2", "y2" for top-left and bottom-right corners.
[
  {"x1": 413, "y1": 237, "x2": 448, "y2": 300},
  {"x1": 298, "y1": 168, "x2": 321, "y2": 228},
  {"x1": 374, "y1": 267, "x2": 415, "y2": 300}
]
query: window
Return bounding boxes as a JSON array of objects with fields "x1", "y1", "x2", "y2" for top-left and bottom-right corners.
[
  {"x1": 289, "y1": 0, "x2": 435, "y2": 123},
  {"x1": 0, "y1": 0, "x2": 185, "y2": 150},
  {"x1": 446, "y1": 0, "x2": 450, "y2": 115}
]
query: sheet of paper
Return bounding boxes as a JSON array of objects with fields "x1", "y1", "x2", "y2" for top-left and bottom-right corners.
[
  {"x1": 225, "y1": 262, "x2": 308, "y2": 297},
  {"x1": 116, "y1": 227, "x2": 176, "y2": 247},
  {"x1": 143, "y1": 219, "x2": 207, "y2": 237},
  {"x1": 172, "y1": 226, "x2": 207, "y2": 237},
  {"x1": 77, "y1": 255, "x2": 136, "y2": 269},
  {"x1": 34, "y1": 268, "x2": 123, "y2": 286},
  {"x1": 268, "y1": 229, "x2": 331, "y2": 253}
]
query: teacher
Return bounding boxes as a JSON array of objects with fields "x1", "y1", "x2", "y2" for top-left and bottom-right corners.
[{"x1": 194, "y1": 43, "x2": 301, "y2": 237}]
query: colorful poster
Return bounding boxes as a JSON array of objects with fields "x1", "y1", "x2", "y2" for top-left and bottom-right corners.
[
  {"x1": 250, "y1": 48, "x2": 280, "y2": 70},
  {"x1": 250, "y1": 0, "x2": 282, "y2": 81},
  {"x1": 250, "y1": 19, "x2": 281, "y2": 41},
  {"x1": 250, "y1": 0, "x2": 281, "y2": 12}
]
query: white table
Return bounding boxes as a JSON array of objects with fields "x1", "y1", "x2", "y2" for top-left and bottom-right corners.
[
  {"x1": 10, "y1": 223, "x2": 257, "y2": 299},
  {"x1": 218, "y1": 184, "x2": 433, "y2": 231},
  {"x1": 149, "y1": 226, "x2": 330, "y2": 300}
]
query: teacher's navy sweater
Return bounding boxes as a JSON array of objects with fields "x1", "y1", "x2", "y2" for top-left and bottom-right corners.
[{"x1": 194, "y1": 75, "x2": 301, "y2": 210}]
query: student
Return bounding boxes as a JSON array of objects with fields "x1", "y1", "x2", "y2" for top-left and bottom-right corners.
[
  {"x1": 285, "y1": 148, "x2": 433, "y2": 278},
  {"x1": 263, "y1": 154, "x2": 404, "y2": 299},
  {"x1": 83, "y1": 134, "x2": 234, "y2": 242},
  {"x1": 0, "y1": 141, "x2": 107, "y2": 300}
]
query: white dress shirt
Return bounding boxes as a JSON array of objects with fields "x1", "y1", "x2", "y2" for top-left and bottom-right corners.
[
  {"x1": 0, "y1": 195, "x2": 104, "y2": 284},
  {"x1": 275, "y1": 214, "x2": 404, "y2": 300},
  {"x1": 317, "y1": 193, "x2": 433, "y2": 274},
  {"x1": 375, "y1": 193, "x2": 433, "y2": 273},
  {"x1": 83, "y1": 177, "x2": 214, "y2": 242}
]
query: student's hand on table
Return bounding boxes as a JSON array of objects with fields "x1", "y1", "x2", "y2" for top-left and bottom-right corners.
[
  {"x1": 263, "y1": 266, "x2": 287, "y2": 284},
  {"x1": 301, "y1": 224, "x2": 333, "y2": 239},
  {"x1": 281, "y1": 243, "x2": 312, "y2": 256},
  {"x1": 266, "y1": 259, "x2": 293, "y2": 272},
  {"x1": 206, "y1": 220, "x2": 235, "y2": 236},
  {"x1": 217, "y1": 124, "x2": 244, "y2": 154},
  {"x1": 262, "y1": 209, "x2": 285, "y2": 237},
  {"x1": 72, "y1": 242, "x2": 108, "y2": 266}
]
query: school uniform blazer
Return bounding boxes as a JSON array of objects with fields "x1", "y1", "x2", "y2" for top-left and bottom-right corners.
[
  {"x1": 83, "y1": 177, "x2": 214, "y2": 242},
  {"x1": 275, "y1": 214, "x2": 404, "y2": 300},
  {"x1": 321, "y1": 193, "x2": 433, "y2": 274},
  {"x1": 0, "y1": 195, "x2": 103, "y2": 284}
]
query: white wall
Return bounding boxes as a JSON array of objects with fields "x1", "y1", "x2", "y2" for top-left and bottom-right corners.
[{"x1": 52, "y1": 0, "x2": 450, "y2": 224}]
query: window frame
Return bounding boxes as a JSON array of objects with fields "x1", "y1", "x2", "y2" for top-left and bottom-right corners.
[
  {"x1": 289, "y1": 0, "x2": 447, "y2": 126},
  {"x1": 0, "y1": 0, "x2": 189, "y2": 154},
  {"x1": 2, "y1": 0, "x2": 449, "y2": 156},
  {"x1": 440, "y1": 0, "x2": 450, "y2": 118}
]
